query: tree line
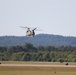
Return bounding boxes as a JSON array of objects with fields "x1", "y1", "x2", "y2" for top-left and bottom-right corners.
[{"x1": 0, "y1": 43, "x2": 76, "y2": 62}]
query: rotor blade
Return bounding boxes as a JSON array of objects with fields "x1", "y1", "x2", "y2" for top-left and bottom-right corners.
[
  {"x1": 33, "y1": 28, "x2": 37, "y2": 30},
  {"x1": 35, "y1": 29, "x2": 42, "y2": 31},
  {"x1": 20, "y1": 26, "x2": 29, "y2": 29}
]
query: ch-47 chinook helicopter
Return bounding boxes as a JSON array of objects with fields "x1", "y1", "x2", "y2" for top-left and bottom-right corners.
[{"x1": 20, "y1": 26, "x2": 37, "y2": 37}]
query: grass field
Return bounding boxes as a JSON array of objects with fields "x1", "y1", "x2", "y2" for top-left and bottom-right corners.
[
  {"x1": 1, "y1": 61, "x2": 76, "y2": 65},
  {"x1": 0, "y1": 61, "x2": 76, "y2": 75}
]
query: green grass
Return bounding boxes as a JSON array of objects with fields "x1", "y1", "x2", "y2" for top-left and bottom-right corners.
[{"x1": 1, "y1": 61, "x2": 76, "y2": 65}]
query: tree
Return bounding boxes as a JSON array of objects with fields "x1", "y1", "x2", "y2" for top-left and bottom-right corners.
[
  {"x1": 31, "y1": 53, "x2": 37, "y2": 61},
  {"x1": 11, "y1": 52, "x2": 25, "y2": 61},
  {"x1": 7, "y1": 46, "x2": 16, "y2": 54},
  {"x1": 3, "y1": 51, "x2": 11, "y2": 61},
  {"x1": 21, "y1": 53, "x2": 31, "y2": 61},
  {"x1": 37, "y1": 46, "x2": 44, "y2": 51},
  {"x1": 59, "y1": 58, "x2": 64, "y2": 63},
  {"x1": 0, "y1": 52, "x2": 4, "y2": 61},
  {"x1": 44, "y1": 52, "x2": 51, "y2": 62},
  {"x1": 0, "y1": 46, "x2": 7, "y2": 53},
  {"x1": 23, "y1": 43, "x2": 33, "y2": 49},
  {"x1": 22, "y1": 43, "x2": 37, "y2": 52},
  {"x1": 36, "y1": 52, "x2": 43, "y2": 61}
]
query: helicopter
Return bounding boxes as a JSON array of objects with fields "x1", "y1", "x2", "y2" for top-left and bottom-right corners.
[{"x1": 20, "y1": 26, "x2": 37, "y2": 37}]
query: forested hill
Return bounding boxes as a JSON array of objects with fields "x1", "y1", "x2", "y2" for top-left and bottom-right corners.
[{"x1": 0, "y1": 34, "x2": 76, "y2": 47}]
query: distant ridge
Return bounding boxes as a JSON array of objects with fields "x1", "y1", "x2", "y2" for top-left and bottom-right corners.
[{"x1": 0, "y1": 34, "x2": 76, "y2": 47}]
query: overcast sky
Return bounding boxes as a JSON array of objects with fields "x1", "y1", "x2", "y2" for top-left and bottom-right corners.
[{"x1": 0, "y1": 0, "x2": 76, "y2": 36}]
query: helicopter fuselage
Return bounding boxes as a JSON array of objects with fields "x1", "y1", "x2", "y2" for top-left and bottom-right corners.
[
  {"x1": 20, "y1": 26, "x2": 36, "y2": 37},
  {"x1": 26, "y1": 30, "x2": 35, "y2": 37}
]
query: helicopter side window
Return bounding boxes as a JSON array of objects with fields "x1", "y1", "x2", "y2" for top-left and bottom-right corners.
[{"x1": 26, "y1": 30, "x2": 29, "y2": 32}]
